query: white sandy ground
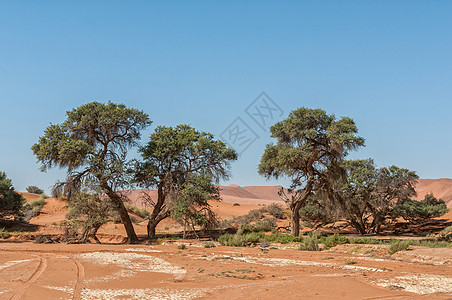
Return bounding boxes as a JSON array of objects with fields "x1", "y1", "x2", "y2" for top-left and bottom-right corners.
[
  {"x1": 124, "y1": 248, "x2": 162, "y2": 253},
  {"x1": 190, "y1": 253, "x2": 384, "y2": 272},
  {"x1": 376, "y1": 274, "x2": 452, "y2": 294},
  {"x1": 77, "y1": 252, "x2": 186, "y2": 275},
  {"x1": 0, "y1": 259, "x2": 34, "y2": 270},
  {"x1": 44, "y1": 286, "x2": 208, "y2": 300}
]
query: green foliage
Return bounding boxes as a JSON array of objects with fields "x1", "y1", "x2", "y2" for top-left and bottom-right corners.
[
  {"x1": 0, "y1": 228, "x2": 10, "y2": 239},
  {"x1": 388, "y1": 240, "x2": 412, "y2": 254},
  {"x1": 125, "y1": 204, "x2": 149, "y2": 219},
  {"x1": 218, "y1": 232, "x2": 265, "y2": 247},
  {"x1": 26, "y1": 186, "x2": 44, "y2": 194},
  {"x1": 262, "y1": 233, "x2": 303, "y2": 244},
  {"x1": 236, "y1": 217, "x2": 277, "y2": 234},
  {"x1": 135, "y1": 124, "x2": 237, "y2": 239},
  {"x1": 320, "y1": 233, "x2": 349, "y2": 249},
  {"x1": 348, "y1": 237, "x2": 385, "y2": 244},
  {"x1": 65, "y1": 190, "x2": 117, "y2": 243},
  {"x1": 0, "y1": 171, "x2": 25, "y2": 219},
  {"x1": 392, "y1": 193, "x2": 448, "y2": 223},
  {"x1": 266, "y1": 203, "x2": 285, "y2": 219},
  {"x1": 299, "y1": 236, "x2": 320, "y2": 251},
  {"x1": 178, "y1": 243, "x2": 187, "y2": 250},
  {"x1": 220, "y1": 205, "x2": 285, "y2": 231},
  {"x1": 258, "y1": 107, "x2": 364, "y2": 236},
  {"x1": 169, "y1": 174, "x2": 220, "y2": 237},
  {"x1": 23, "y1": 195, "x2": 46, "y2": 220},
  {"x1": 32, "y1": 101, "x2": 151, "y2": 243},
  {"x1": 204, "y1": 241, "x2": 216, "y2": 248},
  {"x1": 311, "y1": 159, "x2": 419, "y2": 234}
]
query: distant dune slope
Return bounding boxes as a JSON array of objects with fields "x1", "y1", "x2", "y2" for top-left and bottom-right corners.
[
  {"x1": 414, "y1": 178, "x2": 452, "y2": 207},
  {"x1": 119, "y1": 178, "x2": 452, "y2": 208}
]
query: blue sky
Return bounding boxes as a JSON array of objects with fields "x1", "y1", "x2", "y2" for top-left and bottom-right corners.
[{"x1": 1, "y1": 1, "x2": 451, "y2": 193}]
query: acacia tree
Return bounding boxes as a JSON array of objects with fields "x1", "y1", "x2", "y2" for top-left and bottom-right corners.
[
  {"x1": 313, "y1": 159, "x2": 419, "y2": 234},
  {"x1": 134, "y1": 124, "x2": 237, "y2": 239},
  {"x1": 392, "y1": 193, "x2": 448, "y2": 224},
  {"x1": 65, "y1": 190, "x2": 115, "y2": 243},
  {"x1": 0, "y1": 171, "x2": 25, "y2": 219},
  {"x1": 169, "y1": 174, "x2": 220, "y2": 239},
  {"x1": 258, "y1": 108, "x2": 364, "y2": 236},
  {"x1": 32, "y1": 102, "x2": 151, "y2": 243}
]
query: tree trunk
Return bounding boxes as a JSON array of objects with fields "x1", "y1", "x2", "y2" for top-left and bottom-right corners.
[
  {"x1": 147, "y1": 219, "x2": 158, "y2": 240},
  {"x1": 147, "y1": 184, "x2": 168, "y2": 239},
  {"x1": 102, "y1": 184, "x2": 138, "y2": 243},
  {"x1": 291, "y1": 206, "x2": 301, "y2": 236}
]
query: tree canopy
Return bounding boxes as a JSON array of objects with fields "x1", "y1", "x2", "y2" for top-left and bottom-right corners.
[
  {"x1": 393, "y1": 193, "x2": 448, "y2": 224},
  {"x1": 26, "y1": 186, "x2": 44, "y2": 195},
  {"x1": 32, "y1": 101, "x2": 151, "y2": 243},
  {"x1": 0, "y1": 171, "x2": 25, "y2": 219},
  {"x1": 134, "y1": 124, "x2": 237, "y2": 239},
  {"x1": 259, "y1": 107, "x2": 365, "y2": 236}
]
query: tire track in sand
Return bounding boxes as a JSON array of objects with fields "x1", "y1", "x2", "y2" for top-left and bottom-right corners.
[
  {"x1": 70, "y1": 256, "x2": 85, "y2": 300},
  {"x1": 8, "y1": 256, "x2": 47, "y2": 300}
]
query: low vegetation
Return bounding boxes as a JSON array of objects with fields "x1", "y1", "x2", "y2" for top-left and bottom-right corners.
[
  {"x1": 26, "y1": 186, "x2": 44, "y2": 195},
  {"x1": 23, "y1": 194, "x2": 46, "y2": 221},
  {"x1": 0, "y1": 172, "x2": 25, "y2": 219},
  {"x1": 388, "y1": 240, "x2": 413, "y2": 255},
  {"x1": 299, "y1": 236, "x2": 319, "y2": 251}
]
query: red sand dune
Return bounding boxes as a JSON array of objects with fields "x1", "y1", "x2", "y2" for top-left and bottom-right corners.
[
  {"x1": 414, "y1": 178, "x2": 452, "y2": 207},
  {"x1": 125, "y1": 178, "x2": 452, "y2": 207}
]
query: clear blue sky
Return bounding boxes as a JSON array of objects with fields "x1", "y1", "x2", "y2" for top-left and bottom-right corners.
[{"x1": 1, "y1": 1, "x2": 451, "y2": 193}]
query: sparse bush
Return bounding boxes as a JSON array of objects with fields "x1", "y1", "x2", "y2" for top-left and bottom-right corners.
[
  {"x1": 178, "y1": 243, "x2": 187, "y2": 250},
  {"x1": 232, "y1": 203, "x2": 240, "y2": 206},
  {"x1": 26, "y1": 186, "x2": 44, "y2": 195},
  {"x1": 267, "y1": 203, "x2": 285, "y2": 219},
  {"x1": 65, "y1": 190, "x2": 116, "y2": 243},
  {"x1": 204, "y1": 241, "x2": 216, "y2": 248},
  {"x1": 263, "y1": 233, "x2": 303, "y2": 244},
  {"x1": 321, "y1": 234, "x2": 349, "y2": 249},
  {"x1": 349, "y1": 237, "x2": 385, "y2": 244},
  {"x1": 254, "y1": 217, "x2": 277, "y2": 232},
  {"x1": 299, "y1": 236, "x2": 319, "y2": 251},
  {"x1": 344, "y1": 258, "x2": 357, "y2": 265},
  {"x1": 388, "y1": 240, "x2": 412, "y2": 255},
  {"x1": 439, "y1": 226, "x2": 452, "y2": 242},
  {"x1": 218, "y1": 232, "x2": 264, "y2": 247},
  {"x1": 23, "y1": 195, "x2": 46, "y2": 220},
  {"x1": 125, "y1": 204, "x2": 149, "y2": 219},
  {"x1": 260, "y1": 241, "x2": 270, "y2": 248},
  {"x1": 0, "y1": 228, "x2": 10, "y2": 239}
]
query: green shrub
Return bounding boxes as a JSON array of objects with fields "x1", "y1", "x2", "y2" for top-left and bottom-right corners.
[
  {"x1": 349, "y1": 237, "x2": 386, "y2": 244},
  {"x1": 218, "y1": 232, "x2": 264, "y2": 247},
  {"x1": 392, "y1": 194, "x2": 448, "y2": 223},
  {"x1": 0, "y1": 228, "x2": 10, "y2": 239},
  {"x1": 321, "y1": 234, "x2": 349, "y2": 249},
  {"x1": 419, "y1": 240, "x2": 452, "y2": 247},
  {"x1": 299, "y1": 236, "x2": 319, "y2": 251},
  {"x1": 254, "y1": 217, "x2": 277, "y2": 232},
  {"x1": 388, "y1": 240, "x2": 412, "y2": 254},
  {"x1": 267, "y1": 203, "x2": 285, "y2": 219},
  {"x1": 263, "y1": 233, "x2": 303, "y2": 244},
  {"x1": 26, "y1": 186, "x2": 44, "y2": 194},
  {"x1": 204, "y1": 241, "x2": 216, "y2": 248},
  {"x1": 125, "y1": 204, "x2": 149, "y2": 219},
  {"x1": 178, "y1": 243, "x2": 187, "y2": 250},
  {"x1": 23, "y1": 195, "x2": 46, "y2": 220}
]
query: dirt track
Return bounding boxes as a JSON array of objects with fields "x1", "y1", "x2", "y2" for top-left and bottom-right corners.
[{"x1": 1, "y1": 241, "x2": 451, "y2": 300}]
